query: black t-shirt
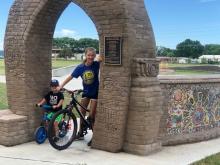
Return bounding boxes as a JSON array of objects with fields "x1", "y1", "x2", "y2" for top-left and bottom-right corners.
[{"x1": 44, "y1": 91, "x2": 64, "y2": 111}]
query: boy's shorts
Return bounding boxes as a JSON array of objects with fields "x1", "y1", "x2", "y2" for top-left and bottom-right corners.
[{"x1": 47, "y1": 112, "x2": 63, "y2": 122}]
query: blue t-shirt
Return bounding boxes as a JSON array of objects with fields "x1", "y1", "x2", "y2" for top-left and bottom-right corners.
[{"x1": 71, "y1": 61, "x2": 100, "y2": 97}]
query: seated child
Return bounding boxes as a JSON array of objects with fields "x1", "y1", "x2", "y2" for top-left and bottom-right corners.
[{"x1": 37, "y1": 79, "x2": 64, "y2": 141}]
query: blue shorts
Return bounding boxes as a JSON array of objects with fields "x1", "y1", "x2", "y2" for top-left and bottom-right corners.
[{"x1": 82, "y1": 91, "x2": 98, "y2": 100}]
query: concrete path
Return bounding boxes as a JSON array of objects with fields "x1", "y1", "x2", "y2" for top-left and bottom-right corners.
[
  {"x1": 0, "y1": 75, "x2": 5, "y2": 83},
  {"x1": 2, "y1": 70, "x2": 220, "y2": 164},
  {"x1": 1, "y1": 135, "x2": 220, "y2": 165}
]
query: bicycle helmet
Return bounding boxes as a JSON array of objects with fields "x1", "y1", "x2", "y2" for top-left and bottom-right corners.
[{"x1": 50, "y1": 79, "x2": 59, "y2": 87}]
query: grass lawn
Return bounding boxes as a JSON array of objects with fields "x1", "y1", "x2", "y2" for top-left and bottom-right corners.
[
  {"x1": 174, "y1": 70, "x2": 215, "y2": 75},
  {"x1": 0, "y1": 59, "x2": 82, "y2": 75},
  {"x1": 1, "y1": 58, "x2": 220, "y2": 75},
  {"x1": 52, "y1": 59, "x2": 82, "y2": 69},
  {"x1": 160, "y1": 63, "x2": 220, "y2": 75},
  {"x1": 0, "y1": 59, "x2": 81, "y2": 110},
  {"x1": 167, "y1": 63, "x2": 213, "y2": 68},
  {"x1": 192, "y1": 153, "x2": 220, "y2": 165},
  {"x1": 0, "y1": 81, "x2": 82, "y2": 114},
  {"x1": 0, "y1": 59, "x2": 5, "y2": 75},
  {"x1": 0, "y1": 83, "x2": 8, "y2": 110}
]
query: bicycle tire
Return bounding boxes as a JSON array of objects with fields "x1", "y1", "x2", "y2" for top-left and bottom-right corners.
[
  {"x1": 34, "y1": 126, "x2": 47, "y2": 144},
  {"x1": 48, "y1": 109, "x2": 77, "y2": 150}
]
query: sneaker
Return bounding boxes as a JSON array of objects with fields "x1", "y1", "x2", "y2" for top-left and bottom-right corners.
[
  {"x1": 53, "y1": 136, "x2": 59, "y2": 143},
  {"x1": 87, "y1": 140, "x2": 92, "y2": 146}
]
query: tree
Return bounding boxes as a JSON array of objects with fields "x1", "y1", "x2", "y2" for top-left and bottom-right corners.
[
  {"x1": 59, "y1": 48, "x2": 73, "y2": 59},
  {"x1": 156, "y1": 46, "x2": 175, "y2": 57},
  {"x1": 53, "y1": 37, "x2": 99, "y2": 54},
  {"x1": 176, "y1": 39, "x2": 204, "y2": 58},
  {"x1": 53, "y1": 37, "x2": 76, "y2": 49},
  {"x1": 204, "y1": 44, "x2": 220, "y2": 55},
  {"x1": 75, "y1": 38, "x2": 99, "y2": 53}
]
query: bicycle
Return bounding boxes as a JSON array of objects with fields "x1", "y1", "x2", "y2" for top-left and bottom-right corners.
[
  {"x1": 34, "y1": 104, "x2": 55, "y2": 144},
  {"x1": 47, "y1": 88, "x2": 92, "y2": 150}
]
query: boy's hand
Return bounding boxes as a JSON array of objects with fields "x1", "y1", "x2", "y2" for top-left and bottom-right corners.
[
  {"x1": 36, "y1": 103, "x2": 41, "y2": 107},
  {"x1": 53, "y1": 105, "x2": 57, "y2": 109}
]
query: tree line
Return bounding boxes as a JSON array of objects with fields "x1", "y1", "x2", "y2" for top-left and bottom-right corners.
[
  {"x1": 53, "y1": 37, "x2": 220, "y2": 59},
  {"x1": 156, "y1": 39, "x2": 220, "y2": 59},
  {"x1": 53, "y1": 37, "x2": 99, "y2": 59}
]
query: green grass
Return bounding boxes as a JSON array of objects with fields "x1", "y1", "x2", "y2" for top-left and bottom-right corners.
[
  {"x1": 160, "y1": 63, "x2": 220, "y2": 75},
  {"x1": 192, "y1": 153, "x2": 220, "y2": 165},
  {"x1": 174, "y1": 70, "x2": 216, "y2": 75},
  {"x1": 0, "y1": 59, "x2": 82, "y2": 75},
  {"x1": 161, "y1": 70, "x2": 216, "y2": 75},
  {"x1": 52, "y1": 59, "x2": 82, "y2": 69},
  {"x1": 167, "y1": 63, "x2": 214, "y2": 68},
  {"x1": 0, "y1": 58, "x2": 220, "y2": 75},
  {"x1": 0, "y1": 83, "x2": 8, "y2": 110},
  {"x1": 0, "y1": 59, "x2": 5, "y2": 75},
  {"x1": 0, "y1": 58, "x2": 81, "y2": 110}
]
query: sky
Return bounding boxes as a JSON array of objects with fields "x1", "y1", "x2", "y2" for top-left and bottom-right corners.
[{"x1": 0, "y1": 0, "x2": 220, "y2": 50}]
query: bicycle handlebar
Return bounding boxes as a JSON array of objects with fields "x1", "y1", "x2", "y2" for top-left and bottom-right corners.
[
  {"x1": 36, "y1": 104, "x2": 42, "y2": 107},
  {"x1": 36, "y1": 104, "x2": 54, "y2": 111},
  {"x1": 61, "y1": 88, "x2": 84, "y2": 95}
]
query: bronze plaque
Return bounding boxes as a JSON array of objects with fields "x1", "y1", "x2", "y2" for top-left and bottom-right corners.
[{"x1": 104, "y1": 36, "x2": 122, "y2": 65}]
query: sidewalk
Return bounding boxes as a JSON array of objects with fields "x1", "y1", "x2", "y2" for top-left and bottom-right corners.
[
  {"x1": 1, "y1": 134, "x2": 220, "y2": 165},
  {"x1": 2, "y1": 72, "x2": 220, "y2": 164},
  {"x1": 0, "y1": 75, "x2": 5, "y2": 83}
]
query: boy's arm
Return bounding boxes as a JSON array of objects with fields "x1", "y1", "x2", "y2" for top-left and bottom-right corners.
[
  {"x1": 37, "y1": 98, "x2": 46, "y2": 106},
  {"x1": 53, "y1": 99, "x2": 64, "y2": 109}
]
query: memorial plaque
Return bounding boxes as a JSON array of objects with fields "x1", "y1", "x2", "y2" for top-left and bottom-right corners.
[{"x1": 104, "y1": 36, "x2": 122, "y2": 65}]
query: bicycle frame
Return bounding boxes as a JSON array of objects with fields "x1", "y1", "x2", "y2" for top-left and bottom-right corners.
[
  {"x1": 47, "y1": 89, "x2": 93, "y2": 150},
  {"x1": 66, "y1": 93, "x2": 91, "y2": 129}
]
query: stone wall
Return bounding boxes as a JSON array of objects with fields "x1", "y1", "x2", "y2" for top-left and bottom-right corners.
[
  {"x1": 4, "y1": 0, "x2": 220, "y2": 155},
  {"x1": 159, "y1": 75, "x2": 220, "y2": 145},
  {"x1": 123, "y1": 58, "x2": 163, "y2": 155},
  {"x1": 3, "y1": 0, "x2": 162, "y2": 155}
]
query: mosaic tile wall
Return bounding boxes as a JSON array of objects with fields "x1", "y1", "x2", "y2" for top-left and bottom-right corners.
[{"x1": 165, "y1": 84, "x2": 220, "y2": 135}]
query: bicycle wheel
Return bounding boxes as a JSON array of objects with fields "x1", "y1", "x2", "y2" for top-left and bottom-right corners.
[
  {"x1": 48, "y1": 109, "x2": 78, "y2": 150},
  {"x1": 34, "y1": 126, "x2": 47, "y2": 144}
]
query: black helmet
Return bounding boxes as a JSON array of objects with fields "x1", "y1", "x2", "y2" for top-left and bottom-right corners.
[{"x1": 50, "y1": 79, "x2": 59, "y2": 87}]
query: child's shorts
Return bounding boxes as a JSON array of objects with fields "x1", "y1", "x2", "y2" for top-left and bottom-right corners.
[{"x1": 47, "y1": 112, "x2": 63, "y2": 122}]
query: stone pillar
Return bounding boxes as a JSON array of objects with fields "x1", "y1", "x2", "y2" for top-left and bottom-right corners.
[{"x1": 123, "y1": 58, "x2": 163, "y2": 155}]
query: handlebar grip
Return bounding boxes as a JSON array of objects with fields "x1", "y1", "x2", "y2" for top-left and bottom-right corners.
[
  {"x1": 36, "y1": 104, "x2": 42, "y2": 107},
  {"x1": 77, "y1": 89, "x2": 84, "y2": 94},
  {"x1": 60, "y1": 88, "x2": 66, "y2": 93}
]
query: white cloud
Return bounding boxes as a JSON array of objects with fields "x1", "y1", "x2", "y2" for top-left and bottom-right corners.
[
  {"x1": 199, "y1": 0, "x2": 217, "y2": 3},
  {"x1": 54, "y1": 29, "x2": 80, "y2": 38},
  {"x1": 60, "y1": 29, "x2": 76, "y2": 36}
]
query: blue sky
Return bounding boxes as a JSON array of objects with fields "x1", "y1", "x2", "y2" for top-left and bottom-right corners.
[{"x1": 0, "y1": 0, "x2": 220, "y2": 50}]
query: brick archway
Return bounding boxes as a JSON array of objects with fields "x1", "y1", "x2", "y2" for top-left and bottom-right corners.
[{"x1": 3, "y1": 0, "x2": 163, "y2": 155}]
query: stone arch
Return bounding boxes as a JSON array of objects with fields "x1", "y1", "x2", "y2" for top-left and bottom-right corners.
[{"x1": 3, "y1": 0, "x2": 163, "y2": 155}]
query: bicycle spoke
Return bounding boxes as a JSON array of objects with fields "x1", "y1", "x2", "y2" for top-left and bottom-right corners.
[{"x1": 48, "y1": 109, "x2": 77, "y2": 150}]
